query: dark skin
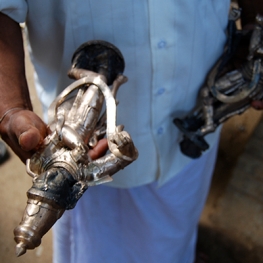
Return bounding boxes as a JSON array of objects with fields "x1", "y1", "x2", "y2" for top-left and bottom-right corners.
[
  {"x1": 0, "y1": 1, "x2": 262, "y2": 162},
  {"x1": 0, "y1": 13, "x2": 108, "y2": 163},
  {"x1": 0, "y1": 14, "x2": 46, "y2": 163}
]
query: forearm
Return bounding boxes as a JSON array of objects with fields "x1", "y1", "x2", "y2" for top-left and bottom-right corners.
[
  {"x1": 0, "y1": 13, "x2": 48, "y2": 163},
  {"x1": 0, "y1": 12, "x2": 32, "y2": 117},
  {"x1": 237, "y1": 0, "x2": 263, "y2": 26}
]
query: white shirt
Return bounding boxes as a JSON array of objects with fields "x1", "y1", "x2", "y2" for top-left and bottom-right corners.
[{"x1": 1, "y1": 0, "x2": 230, "y2": 188}]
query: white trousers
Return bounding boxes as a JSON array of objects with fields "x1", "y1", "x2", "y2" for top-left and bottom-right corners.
[{"x1": 53, "y1": 142, "x2": 218, "y2": 263}]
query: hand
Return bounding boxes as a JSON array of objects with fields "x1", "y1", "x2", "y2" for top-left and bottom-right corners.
[
  {"x1": 251, "y1": 100, "x2": 263, "y2": 110},
  {"x1": 88, "y1": 138, "x2": 108, "y2": 160},
  {"x1": 0, "y1": 109, "x2": 47, "y2": 163}
]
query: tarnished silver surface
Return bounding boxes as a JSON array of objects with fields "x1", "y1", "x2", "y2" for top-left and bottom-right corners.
[
  {"x1": 174, "y1": 12, "x2": 263, "y2": 158},
  {"x1": 14, "y1": 41, "x2": 138, "y2": 256}
]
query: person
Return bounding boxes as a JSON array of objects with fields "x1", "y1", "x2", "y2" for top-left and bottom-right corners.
[{"x1": 0, "y1": 1, "x2": 262, "y2": 262}]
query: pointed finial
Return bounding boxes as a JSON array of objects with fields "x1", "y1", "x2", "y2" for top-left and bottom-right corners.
[{"x1": 16, "y1": 242, "x2": 27, "y2": 257}]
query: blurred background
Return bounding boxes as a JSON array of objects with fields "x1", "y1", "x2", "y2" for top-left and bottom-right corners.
[{"x1": 0, "y1": 16, "x2": 263, "y2": 262}]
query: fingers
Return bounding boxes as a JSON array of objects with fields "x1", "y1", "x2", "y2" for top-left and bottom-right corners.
[
  {"x1": 18, "y1": 127, "x2": 43, "y2": 151},
  {"x1": 251, "y1": 100, "x2": 263, "y2": 110},
  {"x1": 0, "y1": 109, "x2": 47, "y2": 162},
  {"x1": 88, "y1": 138, "x2": 108, "y2": 160},
  {"x1": 10, "y1": 111, "x2": 47, "y2": 150}
]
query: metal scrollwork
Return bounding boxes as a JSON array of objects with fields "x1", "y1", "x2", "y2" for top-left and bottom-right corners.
[
  {"x1": 14, "y1": 40, "x2": 138, "y2": 256},
  {"x1": 174, "y1": 11, "x2": 263, "y2": 158}
]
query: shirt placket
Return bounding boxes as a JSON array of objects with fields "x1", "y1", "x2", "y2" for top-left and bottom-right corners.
[{"x1": 148, "y1": 0, "x2": 177, "y2": 179}]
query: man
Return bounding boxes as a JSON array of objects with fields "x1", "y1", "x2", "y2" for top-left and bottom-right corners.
[{"x1": 0, "y1": 1, "x2": 262, "y2": 262}]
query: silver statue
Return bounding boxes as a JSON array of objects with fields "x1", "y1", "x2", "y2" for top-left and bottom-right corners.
[
  {"x1": 174, "y1": 11, "x2": 263, "y2": 158},
  {"x1": 14, "y1": 40, "x2": 138, "y2": 256}
]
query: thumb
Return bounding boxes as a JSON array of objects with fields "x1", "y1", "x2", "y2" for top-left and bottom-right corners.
[
  {"x1": 0, "y1": 109, "x2": 47, "y2": 163},
  {"x1": 6, "y1": 110, "x2": 47, "y2": 152},
  {"x1": 18, "y1": 126, "x2": 44, "y2": 151}
]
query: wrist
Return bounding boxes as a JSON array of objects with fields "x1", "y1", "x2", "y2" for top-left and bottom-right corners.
[
  {"x1": 0, "y1": 107, "x2": 31, "y2": 137},
  {"x1": 0, "y1": 94, "x2": 33, "y2": 117},
  {"x1": 0, "y1": 107, "x2": 26, "y2": 125}
]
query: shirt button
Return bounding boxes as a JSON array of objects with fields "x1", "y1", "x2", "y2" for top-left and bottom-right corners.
[
  {"x1": 157, "y1": 40, "x2": 167, "y2": 49},
  {"x1": 157, "y1": 87, "x2": 165, "y2": 95},
  {"x1": 157, "y1": 127, "x2": 164, "y2": 135}
]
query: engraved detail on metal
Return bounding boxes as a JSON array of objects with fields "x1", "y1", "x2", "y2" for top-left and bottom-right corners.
[
  {"x1": 14, "y1": 40, "x2": 138, "y2": 256},
  {"x1": 174, "y1": 11, "x2": 263, "y2": 158}
]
